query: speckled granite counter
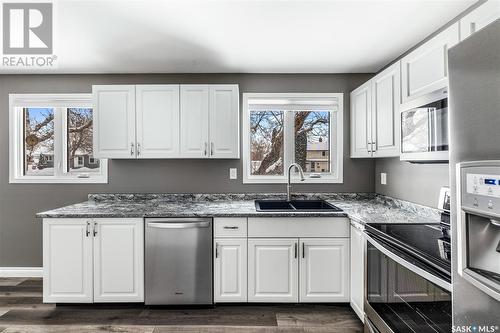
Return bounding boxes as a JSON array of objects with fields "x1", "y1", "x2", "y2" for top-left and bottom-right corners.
[{"x1": 37, "y1": 193, "x2": 442, "y2": 225}]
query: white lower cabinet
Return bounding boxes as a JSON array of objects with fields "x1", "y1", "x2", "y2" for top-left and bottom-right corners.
[
  {"x1": 214, "y1": 238, "x2": 247, "y2": 302},
  {"x1": 248, "y1": 238, "x2": 299, "y2": 302},
  {"x1": 247, "y1": 237, "x2": 350, "y2": 303},
  {"x1": 43, "y1": 218, "x2": 144, "y2": 303},
  {"x1": 43, "y1": 219, "x2": 93, "y2": 303},
  {"x1": 350, "y1": 223, "x2": 365, "y2": 322},
  {"x1": 93, "y1": 219, "x2": 144, "y2": 302},
  {"x1": 300, "y1": 238, "x2": 349, "y2": 302}
]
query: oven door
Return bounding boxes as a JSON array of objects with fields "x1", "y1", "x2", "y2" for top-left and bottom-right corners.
[
  {"x1": 364, "y1": 235, "x2": 452, "y2": 333},
  {"x1": 400, "y1": 98, "x2": 448, "y2": 162}
]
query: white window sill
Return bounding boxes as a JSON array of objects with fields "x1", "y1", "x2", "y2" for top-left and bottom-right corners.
[{"x1": 243, "y1": 175, "x2": 343, "y2": 184}]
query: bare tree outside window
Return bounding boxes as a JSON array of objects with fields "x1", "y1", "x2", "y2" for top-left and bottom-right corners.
[
  {"x1": 23, "y1": 108, "x2": 55, "y2": 176},
  {"x1": 250, "y1": 111, "x2": 284, "y2": 175},
  {"x1": 294, "y1": 111, "x2": 330, "y2": 173},
  {"x1": 67, "y1": 108, "x2": 99, "y2": 172}
]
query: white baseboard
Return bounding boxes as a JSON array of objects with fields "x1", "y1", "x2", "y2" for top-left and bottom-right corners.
[{"x1": 0, "y1": 267, "x2": 42, "y2": 277}]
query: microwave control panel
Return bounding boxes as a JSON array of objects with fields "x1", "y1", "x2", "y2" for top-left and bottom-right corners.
[{"x1": 461, "y1": 163, "x2": 500, "y2": 215}]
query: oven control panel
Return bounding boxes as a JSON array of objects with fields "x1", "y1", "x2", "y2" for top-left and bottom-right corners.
[{"x1": 461, "y1": 163, "x2": 500, "y2": 215}]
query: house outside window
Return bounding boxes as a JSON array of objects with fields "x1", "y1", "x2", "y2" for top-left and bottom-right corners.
[
  {"x1": 242, "y1": 93, "x2": 343, "y2": 184},
  {"x1": 9, "y1": 94, "x2": 108, "y2": 183}
]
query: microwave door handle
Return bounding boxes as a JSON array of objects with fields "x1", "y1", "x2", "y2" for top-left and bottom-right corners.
[{"x1": 427, "y1": 108, "x2": 433, "y2": 151}]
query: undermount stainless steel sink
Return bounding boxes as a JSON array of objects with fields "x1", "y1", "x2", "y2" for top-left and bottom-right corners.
[{"x1": 255, "y1": 199, "x2": 342, "y2": 212}]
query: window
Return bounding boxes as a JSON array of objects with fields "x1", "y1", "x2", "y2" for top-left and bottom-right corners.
[
  {"x1": 9, "y1": 94, "x2": 108, "y2": 183},
  {"x1": 243, "y1": 93, "x2": 343, "y2": 183}
]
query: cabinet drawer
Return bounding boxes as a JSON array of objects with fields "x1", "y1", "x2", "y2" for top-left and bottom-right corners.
[
  {"x1": 248, "y1": 217, "x2": 349, "y2": 238},
  {"x1": 214, "y1": 218, "x2": 247, "y2": 237}
]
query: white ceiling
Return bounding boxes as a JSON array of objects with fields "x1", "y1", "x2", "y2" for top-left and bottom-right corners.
[{"x1": 3, "y1": 0, "x2": 476, "y2": 74}]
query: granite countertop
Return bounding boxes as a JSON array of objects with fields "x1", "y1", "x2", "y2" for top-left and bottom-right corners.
[{"x1": 36, "y1": 193, "x2": 442, "y2": 225}]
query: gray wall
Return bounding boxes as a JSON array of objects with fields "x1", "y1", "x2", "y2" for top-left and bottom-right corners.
[
  {"x1": 0, "y1": 73, "x2": 374, "y2": 267},
  {"x1": 375, "y1": 158, "x2": 449, "y2": 207}
]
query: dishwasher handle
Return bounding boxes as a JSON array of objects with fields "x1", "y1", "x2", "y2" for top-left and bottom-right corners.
[{"x1": 147, "y1": 221, "x2": 211, "y2": 229}]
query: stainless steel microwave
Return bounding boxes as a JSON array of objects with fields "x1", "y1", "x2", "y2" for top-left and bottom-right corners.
[{"x1": 400, "y1": 91, "x2": 449, "y2": 162}]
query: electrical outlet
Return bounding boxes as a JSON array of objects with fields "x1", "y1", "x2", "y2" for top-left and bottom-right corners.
[
  {"x1": 381, "y1": 172, "x2": 387, "y2": 185},
  {"x1": 229, "y1": 168, "x2": 237, "y2": 180}
]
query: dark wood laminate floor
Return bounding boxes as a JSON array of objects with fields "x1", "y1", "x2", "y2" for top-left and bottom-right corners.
[{"x1": 0, "y1": 278, "x2": 363, "y2": 333}]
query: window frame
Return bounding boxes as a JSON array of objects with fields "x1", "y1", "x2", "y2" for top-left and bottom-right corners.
[
  {"x1": 9, "y1": 93, "x2": 108, "y2": 184},
  {"x1": 242, "y1": 93, "x2": 343, "y2": 184}
]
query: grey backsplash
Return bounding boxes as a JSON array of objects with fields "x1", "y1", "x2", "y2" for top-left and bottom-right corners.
[
  {"x1": 375, "y1": 157, "x2": 450, "y2": 208},
  {"x1": 0, "y1": 73, "x2": 448, "y2": 267}
]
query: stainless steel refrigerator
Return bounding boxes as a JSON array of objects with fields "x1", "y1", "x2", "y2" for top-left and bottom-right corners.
[{"x1": 449, "y1": 18, "x2": 500, "y2": 326}]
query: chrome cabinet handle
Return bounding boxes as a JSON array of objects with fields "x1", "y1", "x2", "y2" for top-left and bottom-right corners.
[
  {"x1": 86, "y1": 221, "x2": 90, "y2": 237},
  {"x1": 302, "y1": 242, "x2": 305, "y2": 259},
  {"x1": 372, "y1": 141, "x2": 377, "y2": 152},
  {"x1": 93, "y1": 221, "x2": 98, "y2": 237},
  {"x1": 204, "y1": 142, "x2": 208, "y2": 156},
  {"x1": 137, "y1": 142, "x2": 141, "y2": 156},
  {"x1": 215, "y1": 243, "x2": 219, "y2": 258},
  {"x1": 223, "y1": 226, "x2": 239, "y2": 230},
  {"x1": 211, "y1": 142, "x2": 214, "y2": 156},
  {"x1": 294, "y1": 243, "x2": 298, "y2": 259},
  {"x1": 130, "y1": 142, "x2": 134, "y2": 156}
]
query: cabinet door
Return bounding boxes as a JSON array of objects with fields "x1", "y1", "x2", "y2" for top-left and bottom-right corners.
[
  {"x1": 401, "y1": 23, "x2": 459, "y2": 105},
  {"x1": 209, "y1": 85, "x2": 240, "y2": 159},
  {"x1": 350, "y1": 81, "x2": 372, "y2": 158},
  {"x1": 93, "y1": 218, "x2": 144, "y2": 302},
  {"x1": 136, "y1": 85, "x2": 180, "y2": 158},
  {"x1": 214, "y1": 238, "x2": 247, "y2": 302},
  {"x1": 371, "y1": 62, "x2": 400, "y2": 158},
  {"x1": 460, "y1": 1, "x2": 500, "y2": 41},
  {"x1": 180, "y1": 85, "x2": 210, "y2": 158},
  {"x1": 299, "y1": 238, "x2": 349, "y2": 302},
  {"x1": 350, "y1": 224, "x2": 365, "y2": 322},
  {"x1": 93, "y1": 85, "x2": 136, "y2": 158},
  {"x1": 43, "y1": 218, "x2": 93, "y2": 303},
  {"x1": 248, "y1": 238, "x2": 298, "y2": 302}
]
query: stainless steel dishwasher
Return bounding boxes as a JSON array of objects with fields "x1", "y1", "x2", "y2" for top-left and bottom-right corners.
[{"x1": 145, "y1": 217, "x2": 213, "y2": 305}]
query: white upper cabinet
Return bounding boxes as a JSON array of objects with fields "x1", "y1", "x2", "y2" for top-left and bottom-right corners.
[
  {"x1": 136, "y1": 85, "x2": 180, "y2": 158},
  {"x1": 299, "y1": 238, "x2": 349, "y2": 302},
  {"x1": 180, "y1": 85, "x2": 210, "y2": 158},
  {"x1": 350, "y1": 81, "x2": 372, "y2": 158},
  {"x1": 350, "y1": 62, "x2": 400, "y2": 158},
  {"x1": 214, "y1": 238, "x2": 247, "y2": 302},
  {"x1": 371, "y1": 62, "x2": 400, "y2": 157},
  {"x1": 460, "y1": 1, "x2": 500, "y2": 41},
  {"x1": 93, "y1": 85, "x2": 136, "y2": 159},
  {"x1": 209, "y1": 85, "x2": 240, "y2": 159},
  {"x1": 93, "y1": 84, "x2": 239, "y2": 159},
  {"x1": 401, "y1": 23, "x2": 459, "y2": 105},
  {"x1": 43, "y1": 219, "x2": 93, "y2": 303},
  {"x1": 93, "y1": 218, "x2": 144, "y2": 303}
]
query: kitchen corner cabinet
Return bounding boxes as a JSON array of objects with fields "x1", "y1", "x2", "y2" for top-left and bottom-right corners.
[
  {"x1": 350, "y1": 61, "x2": 400, "y2": 158},
  {"x1": 400, "y1": 23, "x2": 459, "y2": 105},
  {"x1": 350, "y1": 222, "x2": 365, "y2": 322},
  {"x1": 93, "y1": 84, "x2": 239, "y2": 159},
  {"x1": 43, "y1": 218, "x2": 144, "y2": 303},
  {"x1": 460, "y1": 1, "x2": 500, "y2": 41}
]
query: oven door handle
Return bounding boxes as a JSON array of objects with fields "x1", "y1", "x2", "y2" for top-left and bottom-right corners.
[{"x1": 365, "y1": 234, "x2": 452, "y2": 292}]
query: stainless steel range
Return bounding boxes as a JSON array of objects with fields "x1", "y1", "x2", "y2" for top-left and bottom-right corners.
[{"x1": 363, "y1": 188, "x2": 452, "y2": 333}]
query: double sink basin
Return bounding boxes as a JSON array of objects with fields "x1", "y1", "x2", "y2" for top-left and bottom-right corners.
[{"x1": 255, "y1": 199, "x2": 342, "y2": 212}]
